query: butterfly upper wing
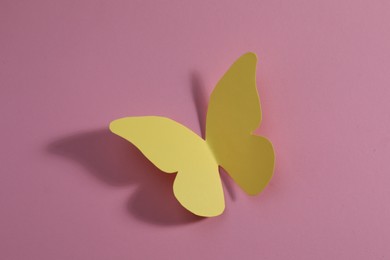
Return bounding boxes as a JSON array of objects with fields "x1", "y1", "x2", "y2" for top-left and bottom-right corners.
[
  {"x1": 109, "y1": 116, "x2": 225, "y2": 217},
  {"x1": 205, "y1": 52, "x2": 275, "y2": 195}
]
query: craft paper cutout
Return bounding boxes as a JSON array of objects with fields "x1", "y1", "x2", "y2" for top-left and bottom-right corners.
[{"x1": 109, "y1": 52, "x2": 275, "y2": 217}]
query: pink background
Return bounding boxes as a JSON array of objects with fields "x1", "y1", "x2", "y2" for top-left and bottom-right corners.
[{"x1": 1, "y1": 1, "x2": 390, "y2": 259}]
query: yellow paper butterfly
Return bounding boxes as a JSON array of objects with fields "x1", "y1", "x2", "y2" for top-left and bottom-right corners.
[{"x1": 109, "y1": 52, "x2": 275, "y2": 217}]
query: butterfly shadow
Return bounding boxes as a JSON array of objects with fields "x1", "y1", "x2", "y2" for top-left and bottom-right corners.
[{"x1": 47, "y1": 129, "x2": 204, "y2": 226}]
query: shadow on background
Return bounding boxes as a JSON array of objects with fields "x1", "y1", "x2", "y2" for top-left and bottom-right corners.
[
  {"x1": 47, "y1": 72, "x2": 239, "y2": 225},
  {"x1": 48, "y1": 129, "x2": 203, "y2": 226}
]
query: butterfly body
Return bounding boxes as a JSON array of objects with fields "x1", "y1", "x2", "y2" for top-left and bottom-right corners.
[{"x1": 110, "y1": 53, "x2": 275, "y2": 217}]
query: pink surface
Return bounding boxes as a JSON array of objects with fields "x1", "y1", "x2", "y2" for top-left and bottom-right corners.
[{"x1": 1, "y1": 1, "x2": 390, "y2": 259}]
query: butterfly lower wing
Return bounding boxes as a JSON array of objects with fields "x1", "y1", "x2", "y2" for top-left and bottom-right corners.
[
  {"x1": 173, "y1": 163, "x2": 224, "y2": 217},
  {"x1": 110, "y1": 116, "x2": 225, "y2": 217},
  {"x1": 205, "y1": 52, "x2": 275, "y2": 195},
  {"x1": 216, "y1": 135, "x2": 274, "y2": 195}
]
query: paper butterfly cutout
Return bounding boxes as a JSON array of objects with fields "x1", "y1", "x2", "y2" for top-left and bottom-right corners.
[{"x1": 109, "y1": 52, "x2": 275, "y2": 217}]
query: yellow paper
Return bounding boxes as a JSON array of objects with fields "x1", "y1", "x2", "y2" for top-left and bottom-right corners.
[
  {"x1": 109, "y1": 52, "x2": 275, "y2": 217},
  {"x1": 206, "y1": 53, "x2": 275, "y2": 195},
  {"x1": 110, "y1": 117, "x2": 225, "y2": 217}
]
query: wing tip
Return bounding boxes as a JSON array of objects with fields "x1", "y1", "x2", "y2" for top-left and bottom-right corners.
[
  {"x1": 109, "y1": 116, "x2": 152, "y2": 133},
  {"x1": 109, "y1": 118, "x2": 122, "y2": 134},
  {"x1": 109, "y1": 117, "x2": 138, "y2": 134},
  {"x1": 241, "y1": 52, "x2": 258, "y2": 63},
  {"x1": 229, "y1": 52, "x2": 258, "y2": 74}
]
